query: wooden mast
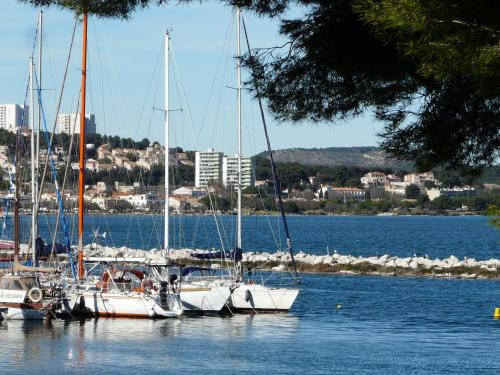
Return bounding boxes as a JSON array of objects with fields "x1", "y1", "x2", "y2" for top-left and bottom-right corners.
[{"x1": 78, "y1": 12, "x2": 88, "y2": 280}]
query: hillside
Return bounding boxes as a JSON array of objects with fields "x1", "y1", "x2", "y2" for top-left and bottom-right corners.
[{"x1": 256, "y1": 147, "x2": 413, "y2": 170}]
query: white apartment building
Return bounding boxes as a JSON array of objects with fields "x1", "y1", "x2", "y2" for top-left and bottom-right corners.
[
  {"x1": 195, "y1": 149, "x2": 223, "y2": 187},
  {"x1": 361, "y1": 171, "x2": 388, "y2": 187},
  {"x1": 0, "y1": 104, "x2": 28, "y2": 131},
  {"x1": 222, "y1": 155, "x2": 254, "y2": 188},
  {"x1": 57, "y1": 113, "x2": 96, "y2": 135},
  {"x1": 120, "y1": 192, "x2": 162, "y2": 210},
  {"x1": 403, "y1": 172, "x2": 436, "y2": 186}
]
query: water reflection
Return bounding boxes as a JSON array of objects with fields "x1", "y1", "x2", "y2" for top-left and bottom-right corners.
[
  {"x1": 4, "y1": 273, "x2": 500, "y2": 375},
  {"x1": 0, "y1": 314, "x2": 300, "y2": 373}
]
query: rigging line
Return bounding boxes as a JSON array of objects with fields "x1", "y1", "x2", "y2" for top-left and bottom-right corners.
[
  {"x1": 241, "y1": 16, "x2": 299, "y2": 280},
  {"x1": 40, "y1": 20, "x2": 58, "y2": 112},
  {"x1": 169, "y1": 43, "x2": 202, "y2": 152},
  {"x1": 247, "y1": 101, "x2": 281, "y2": 251},
  {"x1": 152, "y1": 210, "x2": 161, "y2": 250},
  {"x1": 171, "y1": 43, "x2": 232, "y2": 254},
  {"x1": 171, "y1": 169, "x2": 187, "y2": 250},
  {"x1": 125, "y1": 212, "x2": 134, "y2": 248},
  {"x1": 203, "y1": 181, "x2": 226, "y2": 254},
  {"x1": 91, "y1": 19, "x2": 107, "y2": 140},
  {"x1": 35, "y1": 19, "x2": 77, "y2": 217},
  {"x1": 208, "y1": 18, "x2": 235, "y2": 150},
  {"x1": 248, "y1": 101, "x2": 280, "y2": 249},
  {"x1": 170, "y1": 41, "x2": 230, "y2": 267},
  {"x1": 170, "y1": 43, "x2": 229, "y2": 252},
  {"x1": 136, "y1": 40, "x2": 163, "y2": 140},
  {"x1": 84, "y1": 48, "x2": 111, "y2": 245},
  {"x1": 34, "y1": 70, "x2": 78, "y2": 279},
  {"x1": 147, "y1": 214, "x2": 160, "y2": 250},
  {"x1": 31, "y1": 17, "x2": 40, "y2": 62},
  {"x1": 88, "y1": 20, "x2": 121, "y2": 250},
  {"x1": 190, "y1": 212, "x2": 201, "y2": 248},
  {"x1": 33, "y1": 19, "x2": 77, "y2": 266},
  {"x1": 197, "y1": 11, "x2": 234, "y2": 145}
]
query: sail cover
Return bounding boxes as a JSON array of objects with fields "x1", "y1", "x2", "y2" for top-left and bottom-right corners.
[{"x1": 191, "y1": 248, "x2": 242, "y2": 262}]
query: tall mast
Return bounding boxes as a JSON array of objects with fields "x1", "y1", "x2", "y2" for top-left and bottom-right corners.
[
  {"x1": 29, "y1": 56, "x2": 36, "y2": 264},
  {"x1": 78, "y1": 13, "x2": 88, "y2": 280},
  {"x1": 164, "y1": 32, "x2": 170, "y2": 253},
  {"x1": 240, "y1": 17, "x2": 299, "y2": 280},
  {"x1": 35, "y1": 10, "x2": 42, "y2": 243},
  {"x1": 236, "y1": 7, "x2": 242, "y2": 252},
  {"x1": 14, "y1": 122, "x2": 20, "y2": 267}
]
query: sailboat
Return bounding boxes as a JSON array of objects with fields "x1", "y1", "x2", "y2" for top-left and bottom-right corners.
[
  {"x1": 226, "y1": 8, "x2": 299, "y2": 313},
  {"x1": 159, "y1": 32, "x2": 231, "y2": 314},
  {"x1": 0, "y1": 46, "x2": 63, "y2": 320},
  {"x1": 67, "y1": 14, "x2": 182, "y2": 319}
]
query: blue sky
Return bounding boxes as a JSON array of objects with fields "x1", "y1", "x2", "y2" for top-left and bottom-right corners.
[{"x1": 0, "y1": 0, "x2": 384, "y2": 156}]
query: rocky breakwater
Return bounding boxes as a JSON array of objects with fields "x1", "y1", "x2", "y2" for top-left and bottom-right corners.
[
  {"x1": 82, "y1": 245, "x2": 500, "y2": 280},
  {"x1": 243, "y1": 251, "x2": 500, "y2": 279}
]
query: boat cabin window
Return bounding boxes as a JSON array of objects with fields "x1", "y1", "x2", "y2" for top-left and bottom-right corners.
[
  {"x1": 21, "y1": 277, "x2": 39, "y2": 290},
  {"x1": 181, "y1": 267, "x2": 215, "y2": 280},
  {"x1": 107, "y1": 271, "x2": 143, "y2": 293},
  {"x1": 0, "y1": 278, "x2": 25, "y2": 290}
]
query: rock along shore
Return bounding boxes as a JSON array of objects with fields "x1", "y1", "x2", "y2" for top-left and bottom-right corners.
[
  {"x1": 1, "y1": 245, "x2": 496, "y2": 280},
  {"x1": 74, "y1": 245, "x2": 500, "y2": 280}
]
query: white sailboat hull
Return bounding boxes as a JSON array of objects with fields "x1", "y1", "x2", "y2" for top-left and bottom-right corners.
[
  {"x1": 70, "y1": 291, "x2": 182, "y2": 318},
  {"x1": 0, "y1": 289, "x2": 48, "y2": 320},
  {"x1": 229, "y1": 284, "x2": 299, "y2": 313},
  {"x1": 0, "y1": 306, "x2": 47, "y2": 320},
  {"x1": 179, "y1": 284, "x2": 231, "y2": 314}
]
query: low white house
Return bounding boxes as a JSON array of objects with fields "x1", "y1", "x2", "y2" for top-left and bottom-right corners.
[
  {"x1": 426, "y1": 186, "x2": 476, "y2": 201},
  {"x1": 91, "y1": 196, "x2": 107, "y2": 210},
  {"x1": 122, "y1": 193, "x2": 161, "y2": 210},
  {"x1": 172, "y1": 186, "x2": 212, "y2": 198},
  {"x1": 384, "y1": 183, "x2": 407, "y2": 195}
]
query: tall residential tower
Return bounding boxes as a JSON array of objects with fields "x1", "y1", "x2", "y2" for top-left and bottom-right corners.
[
  {"x1": 0, "y1": 104, "x2": 28, "y2": 131},
  {"x1": 195, "y1": 149, "x2": 223, "y2": 188},
  {"x1": 57, "y1": 113, "x2": 96, "y2": 135},
  {"x1": 223, "y1": 155, "x2": 253, "y2": 188}
]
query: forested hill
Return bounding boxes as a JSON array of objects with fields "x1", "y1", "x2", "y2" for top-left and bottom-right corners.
[{"x1": 256, "y1": 147, "x2": 413, "y2": 170}]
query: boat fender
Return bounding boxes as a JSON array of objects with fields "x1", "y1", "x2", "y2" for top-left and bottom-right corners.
[
  {"x1": 245, "y1": 289, "x2": 252, "y2": 302},
  {"x1": 28, "y1": 287, "x2": 43, "y2": 303},
  {"x1": 169, "y1": 274, "x2": 177, "y2": 284}
]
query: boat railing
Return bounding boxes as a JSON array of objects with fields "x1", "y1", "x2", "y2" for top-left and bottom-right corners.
[{"x1": 181, "y1": 275, "x2": 225, "y2": 282}]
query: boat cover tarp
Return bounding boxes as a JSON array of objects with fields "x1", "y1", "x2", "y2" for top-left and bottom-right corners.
[
  {"x1": 0, "y1": 240, "x2": 14, "y2": 250},
  {"x1": 191, "y1": 247, "x2": 242, "y2": 262},
  {"x1": 180, "y1": 266, "x2": 212, "y2": 277},
  {"x1": 35, "y1": 238, "x2": 67, "y2": 257}
]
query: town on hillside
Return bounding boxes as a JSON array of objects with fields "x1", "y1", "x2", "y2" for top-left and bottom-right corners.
[{"x1": 0, "y1": 105, "x2": 498, "y2": 215}]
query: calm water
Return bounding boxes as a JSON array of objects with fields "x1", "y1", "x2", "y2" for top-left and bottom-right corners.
[
  {"x1": 2, "y1": 273, "x2": 500, "y2": 374},
  {"x1": 2, "y1": 215, "x2": 499, "y2": 374},
  {"x1": 15, "y1": 214, "x2": 499, "y2": 259}
]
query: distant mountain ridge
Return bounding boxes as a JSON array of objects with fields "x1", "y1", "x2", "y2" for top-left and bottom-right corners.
[{"x1": 256, "y1": 147, "x2": 413, "y2": 170}]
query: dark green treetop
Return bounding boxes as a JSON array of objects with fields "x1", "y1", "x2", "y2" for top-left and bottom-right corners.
[{"x1": 20, "y1": 0, "x2": 500, "y2": 175}]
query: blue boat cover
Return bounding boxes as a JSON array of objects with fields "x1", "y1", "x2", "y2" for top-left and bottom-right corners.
[{"x1": 191, "y1": 247, "x2": 242, "y2": 262}]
